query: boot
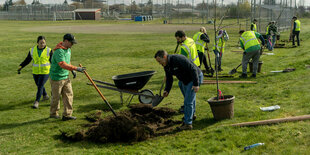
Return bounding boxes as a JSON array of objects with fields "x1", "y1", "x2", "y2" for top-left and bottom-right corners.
[{"x1": 177, "y1": 123, "x2": 193, "y2": 131}]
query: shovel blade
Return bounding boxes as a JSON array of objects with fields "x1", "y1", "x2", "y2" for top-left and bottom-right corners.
[
  {"x1": 152, "y1": 94, "x2": 164, "y2": 107},
  {"x1": 229, "y1": 69, "x2": 237, "y2": 75}
]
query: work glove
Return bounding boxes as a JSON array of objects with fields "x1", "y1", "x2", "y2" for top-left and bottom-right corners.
[
  {"x1": 71, "y1": 70, "x2": 77, "y2": 79},
  {"x1": 76, "y1": 67, "x2": 86, "y2": 73},
  {"x1": 17, "y1": 66, "x2": 22, "y2": 74}
]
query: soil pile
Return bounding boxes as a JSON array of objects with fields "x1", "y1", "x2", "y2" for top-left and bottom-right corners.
[{"x1": 61, "y1": 104, "x2": 181, "y2": 143}]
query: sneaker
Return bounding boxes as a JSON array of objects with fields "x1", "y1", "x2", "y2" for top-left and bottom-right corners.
[
  {"x1": 251, "y1": 74, "x2": 256, "y2": 78},
  {"x1": 176, "y1": 124, "x2": 193, "y2": 131},
  {"x1": 50, "y1": 115, "x2": 60, "y2": 119},
  {"x1": 32, "y1": 101, "x2": 39, "y2": 109},
  {"x1": 42, "y1": 95, "x2": 49, "y2": 101},
  {"x1": 62, "y1": 116, "x2": 77, "y2": 121},
  {"x1": 239, "y1": 73, "x2": 247, "y2": 78},
  {"x1": 179, "y1": 106, "x2": 184, "y2": 113}
]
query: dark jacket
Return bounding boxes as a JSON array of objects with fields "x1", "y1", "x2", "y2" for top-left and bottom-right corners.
[
  {"x1": 201, "y1": 33, "x2": 210, "y2": 43},
  {"x1": 164, "y1": 54, "x2": 201, "y2": 93}
]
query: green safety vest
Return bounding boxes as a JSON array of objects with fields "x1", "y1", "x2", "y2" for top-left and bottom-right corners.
[
  {"x1": 251, "y1": 23, "x2": 257, "y2": 32},
  {"x1": 179, "y1": 37, "x2": 200, "y2": 67},
  {"x1": 295, "y1": 20, "x2": 301, "y2": 31},
  {"x1": 213, "y1": 38, "x2": 225, "y2": 53},
  {"x1": 193, "y1": 32, "x2": 206, "y2": 53},
  {"x1": 30, "y1": 46, "x2": 51, "y2": 74},
  {"x1": 240, "y1": 31, "x2": 260, "y2": 52}
]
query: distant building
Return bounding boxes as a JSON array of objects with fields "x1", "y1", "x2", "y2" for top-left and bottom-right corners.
[{"x1": 74, "y1": 8, "x2": 101, "y2": 20}]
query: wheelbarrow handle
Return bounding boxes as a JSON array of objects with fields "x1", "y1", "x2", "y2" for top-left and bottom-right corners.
[{"x1": 79, "y1": 64, "x2": 117, "y2": 117}]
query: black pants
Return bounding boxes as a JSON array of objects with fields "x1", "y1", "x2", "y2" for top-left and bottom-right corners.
[
  {"x1": 33, "y1": 74, "x2": 49, "y2": 102},
  {"x1": 292, "y1": 31, "x2": 300, "y2": 46},
  {"x1": 198, "y1": 51, "x2": 209, "y2": 71}
]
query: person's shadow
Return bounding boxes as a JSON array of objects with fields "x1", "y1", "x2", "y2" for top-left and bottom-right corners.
[{"x1": 0, "y1": 118, "x2": 52, "y2": 131}]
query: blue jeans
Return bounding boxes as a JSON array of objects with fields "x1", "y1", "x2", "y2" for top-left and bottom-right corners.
[
  {"x1": 33, "y1": 74, "x2": 49, "y2": 102},
  {"x1": 178, "y1": 72, "x2": 203, "y2": 125}
]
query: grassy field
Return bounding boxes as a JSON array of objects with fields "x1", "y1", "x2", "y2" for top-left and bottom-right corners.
[{"x1": 0, "y1": 18, "x2": 310, "y2": 154}]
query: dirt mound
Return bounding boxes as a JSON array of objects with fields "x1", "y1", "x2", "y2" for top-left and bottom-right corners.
[{"x1": 61, "y1": 104, "x2": 181, "y2": 143}]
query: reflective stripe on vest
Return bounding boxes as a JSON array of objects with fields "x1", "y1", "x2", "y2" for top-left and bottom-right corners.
[
  {"x1": 30, "y1": 46, "x2": 51, "y2": 74},
  {"x1": 240, "y1": 31, "x2": 260, "y2": 51},
  {"x1": 295, "y1": 20, "x2": 301, "y2": 31},
  {"x1": 193, "y1": 32, "x2": 205, "y2": 53},
  {"x1": 213, "y1": 38, "x2": 225, "y2": 53},
  {"x1": 180, "y1": 38, "x2": 200, "y2": 66}
]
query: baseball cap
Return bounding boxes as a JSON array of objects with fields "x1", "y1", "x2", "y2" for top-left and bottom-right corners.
[{"x1": 63, "y1": 33, "x2": 77, "y2": 44}]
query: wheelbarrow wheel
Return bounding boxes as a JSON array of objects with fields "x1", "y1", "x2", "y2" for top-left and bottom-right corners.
[{"x1": 138, "y1": 89, "x2": 154, "y2": 104}]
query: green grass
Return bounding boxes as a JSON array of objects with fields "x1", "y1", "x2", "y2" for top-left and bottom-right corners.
[{"x1": 0, "y1": 18, "x2": 310, "y2": 154}]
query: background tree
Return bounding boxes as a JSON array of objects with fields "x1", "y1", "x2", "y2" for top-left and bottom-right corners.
[{"x1": 14, "y1": 0, "x2": 27, "y2": 5}]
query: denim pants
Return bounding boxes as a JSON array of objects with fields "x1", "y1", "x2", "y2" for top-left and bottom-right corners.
[
  {"x1": 33, "y1": 74, "x2": 49, "y2": 102},
  {"x1": 272, "y1": 35, "x2": 276, "y2": 49},
  {"x1": 213, "y1": 49, "x2": 222, "y2": 69},
  {"x1": 178, "y1": 72, "x2": 203, "y2": 125},
  {"x1": 292, "y1": 31, "x2": 300, "y2": 46}
]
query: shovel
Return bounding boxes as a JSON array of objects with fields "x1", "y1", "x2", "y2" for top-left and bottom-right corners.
[
  {"x1": 205, "y1": 47, "x2": 215, "y2": 76},
  {"x1": 79, "y1": 64, "x2": 117, "y2": 117},
  {"x1": 152, "y1": 80, "x2": 165, "y2": 107},
  {"x1": 229, "y1": 63, "x2": 242, "y2": 75}
]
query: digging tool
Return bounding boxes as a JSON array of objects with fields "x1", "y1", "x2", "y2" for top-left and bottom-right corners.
[
  {"x1": 205, "y1": 47, "x2": 215, "y2": 76},
  {"x1": 152, "y1": 79, "x2": 165, "y2": 107},
  {"x1": 174, "y1": 43, "x2": 179, "y2": 54},
  {"x1": 79, "y1": 64, "x2": 117, "y2": 117},
  {"x1": 228, "y1": 63, "x2": 242, "y2": 75}
]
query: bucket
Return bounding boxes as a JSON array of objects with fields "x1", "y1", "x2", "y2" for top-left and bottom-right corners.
[
  {"x1": 249, "y1": 61, "x2": 263, "y2": 73},
  {"x1": 207, "y1": 95, "x2": 234, "y2": 121}
]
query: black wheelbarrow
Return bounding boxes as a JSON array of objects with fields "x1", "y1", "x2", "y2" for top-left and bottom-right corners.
[{"x1": 88, "y1": 71, "x2": 164, "y2": 106}]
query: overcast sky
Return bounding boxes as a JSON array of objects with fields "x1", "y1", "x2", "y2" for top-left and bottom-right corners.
[{"x1": 0, "y1": 0, "x2": 308, "y2": 6}]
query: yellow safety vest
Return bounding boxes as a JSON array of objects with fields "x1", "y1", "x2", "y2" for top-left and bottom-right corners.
[
  {"x1": 30, "y1": 46, "x2": 51, "y2": 74},
  {"x1": 251, "y1": 23, "x2": 257, "y2": 32},
  {"x1": 266, "y1": 25, "x2": 270, "y2": 35},
  {"x1": 193, "y1": 32, "x2": 206, "y2": 53},
  {"x1": 179, "y1": 37, "x2": 200, "y2": 67},
  {"x1": 213, "y1": 38, "x2": 225, "y2": 53},
  {"x1": 295, "y1": 20, "x2": 301, "y2": 31},
  {"x1": 240, "y1": 31, "x2": 260, "y2": 51}
]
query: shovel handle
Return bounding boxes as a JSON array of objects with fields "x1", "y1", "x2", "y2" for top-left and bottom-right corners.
[
  {"x1": 174, "y1": 44, "x2": 179, "y2": 54},
  {"x1": 236, "y1": 63, "x2": 242, "y2": 69},
  {"x1": 79, "y1": 64, "x2": 117, "y2": 117}
]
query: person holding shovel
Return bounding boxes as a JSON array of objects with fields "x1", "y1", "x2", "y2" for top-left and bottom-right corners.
[
  {"x1": 213, "y1": 30, "x2": 229, "y2": 72},
  {"x1": 154, "y1": 50, "x2": 203, "y2": 130},
  {"x1": 49, "y1": 33, "x2": 85, "y2": 121},
  {"x1": 175, "y1": 30, "x2": 200, "y2": 67},
  {"x1": 239, "y1": 30, "x2": 265, "y2": 78},
  {"x1": 18, "y1": 36, "x2": 52, "y2": 109},
  {"x1": 266, "y1": 21, "x2": 278, "y2": 51},
  {"x1": 193, "y1": 27, "x2": 211, "y2": 74}
]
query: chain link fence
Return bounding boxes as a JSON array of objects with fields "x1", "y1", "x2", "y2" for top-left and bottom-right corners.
[{"x1": 0, "y1": 4, "x2": 75, "y2": 21}]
